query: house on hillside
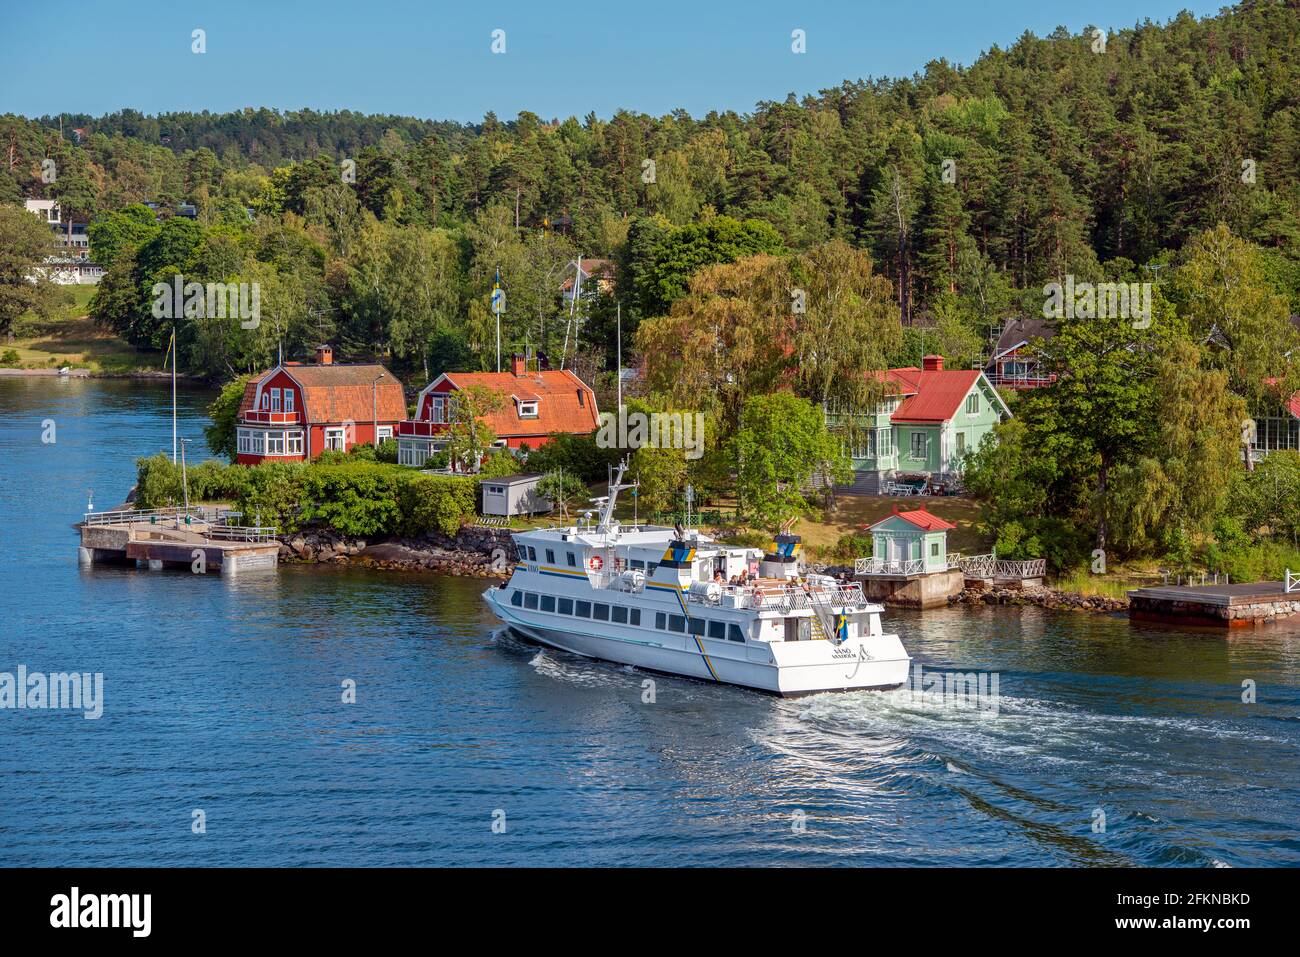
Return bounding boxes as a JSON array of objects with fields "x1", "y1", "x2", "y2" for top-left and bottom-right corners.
[
  {"x1": 560, "y1": 258, "x2": 616, "y2": 304},
  {"x1": 397, "y1": 354, "x2": 600, "y2": 468},
  {"x1": 25, "y1": 199, "x2": 100, "y2": 284},
  {"x1": 983, "y1": 317, "x2": 1056, "y2": 389},
  {"x1": 234, "y1": 345, "x2": 406, "y2": 464},
  {"x1": 837, "y1": 355, "x2": 1011, "y2": 495}
]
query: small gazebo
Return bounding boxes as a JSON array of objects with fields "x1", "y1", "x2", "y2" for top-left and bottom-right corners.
[{"x1": 866, "y1": 503, "x2": 956, "y2": 575}]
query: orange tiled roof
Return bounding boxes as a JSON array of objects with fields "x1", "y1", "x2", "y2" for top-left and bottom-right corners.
[
  {"x1": 240, "y1": 364, "x2": 406, "y2": 424},
  {"x1": 440, "y1": 369, "x2": 600, "y2": 437}
]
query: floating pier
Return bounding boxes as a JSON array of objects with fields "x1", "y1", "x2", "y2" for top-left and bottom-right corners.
[
  {"x1": 78, "y1": 507, "x2": 279, "y2": 576},
  {"x1": 1128, "y1": 578, "x2": 1300, "y2": 627}
]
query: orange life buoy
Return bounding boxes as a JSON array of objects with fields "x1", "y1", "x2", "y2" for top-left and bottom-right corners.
[{"x1": 588, "y1": 555, "x2": 603, "y2": 571}]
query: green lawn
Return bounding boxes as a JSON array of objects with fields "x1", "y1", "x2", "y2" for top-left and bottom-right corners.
[{"x1": 3, "y1": 286, "x2": 163, "y2": 374}]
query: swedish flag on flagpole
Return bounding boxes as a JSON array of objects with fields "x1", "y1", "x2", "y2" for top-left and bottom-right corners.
[{"x1": 491, "y1": 267, "x2": 505, "y2": 372}]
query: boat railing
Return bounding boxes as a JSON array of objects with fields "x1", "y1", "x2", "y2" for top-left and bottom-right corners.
[{"x1": 691, "y1": 581, "x2": 871, "y2": 612}]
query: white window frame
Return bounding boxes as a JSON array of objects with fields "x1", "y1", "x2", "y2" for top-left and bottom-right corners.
[
  {"x1": 376, "y1": 425, "x2": 393, "y2": 442},
  {"x1": 270, "y1": 388, "x2": 281, "y2": 413},
  {"x1": 965, "y1": 393, "x2": 979, "y2": 415},
  {"x1": 284, "y1": 389, "x2": 295, "y2": 413},
  {"x1": 518, "y1": 399, "x2": 539, "y2": 418},
  {"x1": 325, "y1": 427, "x2": 346, "y2": 451},
  {"x1": 430, "y1": 395, "x2": 448, "y2": 424},
  {"x1": 910, "y1": 432, "x2": 927, "y2": 460}
]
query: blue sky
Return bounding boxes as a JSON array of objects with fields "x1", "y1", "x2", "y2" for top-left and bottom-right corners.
[{"x1": 2, "y1": 1, "x2": 1224, "y2": 122}]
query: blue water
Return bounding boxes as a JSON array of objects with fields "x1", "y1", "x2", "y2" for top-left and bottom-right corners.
[{"x1": 2, "y1": 377, "x2": 1299, "y2": 866}]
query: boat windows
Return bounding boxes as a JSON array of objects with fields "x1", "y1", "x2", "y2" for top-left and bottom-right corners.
[
  {"x1": 707, "y1": 621, "x2": 726, "y2": 641},
  {"x1": 728, "y1": 624, "x2": 746, "y2": 643},
  {"x1": 545, "y1": 548, "x2": 555, "y2": 564},
  {"x1": 593, "y1": 603, "x2": 610, "y2": 621},
  {"x1": 612, "y1": 606, "x2": 628, "y2": 624},
  {"x1": 630, "y1": 559, "x2": 645, "y2": 570},
  {"x1": 566, "y1": 551, "x2": 577, "y2": 567},
  {"x1": 558, "y1": 598, "x2": 574, "y2": 616},
  {"x1": 510, "y1": 590, "x2": 523, "y2": 607},
  {"x1": 687, "y1": 619, "x2": 706, "y2": 637},
  {"x1": 527, "y1": 546, "x2": 537, "y2": 561},
  {"x1": 540, "y1": 595, "x2": 556, "y2": 612},
  {"x1": 630, "y1": 609, "x2": 641, "y2": 626},
  {"x1": 647, "y1": 563, "x2": 658, "y2": 576},
  {"x1": 515, "y1": 544, "x2": 528, "y2": 562},
  {"x1": 669, "y1": 615, "x2": 686, "y2": 633},
  {"x1": 655, "y1": 612, "x2": 666, "y2": 630},
  {"x1": 576, "y1": 601, "x2": 592, "y2": 618},
  {"x1": 524, "y1": 593, "x2": 539, "y2": 610}
]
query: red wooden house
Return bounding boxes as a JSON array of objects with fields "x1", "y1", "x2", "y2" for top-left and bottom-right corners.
[
  {"x1": 396, "y1": 354, "x2": 599, "y2": 467},
  {"x1": 235, "y1": 346, "x2": 407, "y2": 465}
]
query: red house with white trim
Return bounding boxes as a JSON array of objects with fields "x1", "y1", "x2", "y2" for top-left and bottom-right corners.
[
  {"x1": 235, "y1": 345, "x2": 407, "y2": 465},
  {"x1": 397, "y1": 354, "x2": 600, "y2": 467}
]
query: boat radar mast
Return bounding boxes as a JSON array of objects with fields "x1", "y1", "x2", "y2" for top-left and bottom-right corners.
[{"x1": 593, "y1": 458, "x2": 636, "y2": 532}]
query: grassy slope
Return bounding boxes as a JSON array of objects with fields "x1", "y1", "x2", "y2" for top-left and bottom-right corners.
[{"x1": 4, "y1": 286, "x2": 163, "y2": 374}]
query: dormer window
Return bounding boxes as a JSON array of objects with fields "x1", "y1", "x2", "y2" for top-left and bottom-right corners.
[
  {"x1": 518, "y1": 400, "x2": 539, "y2": 419},
  {"x1": 430, "y1": 395, "x2": 448, "y2": 423}
]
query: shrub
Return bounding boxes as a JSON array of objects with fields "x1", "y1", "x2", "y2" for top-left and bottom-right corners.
[
  {"x1": 0, "y1": 349, "x2": 20, "y2": 367},
  {"x1": 479, "y1": 449, "x2": 520, "y2": 478},
  {"x1": 299, "y1": 462, "x2": 401, "y2": 537},
  {"x1": 235, "y1": 460, "x2": 308, "y2": 531},
  {"x1": 134, "y1": 454, "x2": 247, "y2": 508},
  {"x1": 375, "y1": 438, "x2": 398, "y2": 464},
  {"x1": 524, "y1": 432, "x2": 618, "y2": 482},
  {"x1": 396, "y1": 473, "x2": 478, "y2": 536}
]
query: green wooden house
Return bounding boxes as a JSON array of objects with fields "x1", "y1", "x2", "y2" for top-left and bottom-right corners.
[
  {"x1": 836, "y1": 355, "x2": 1011, "y2": 494},
  {"x1": 864, "y1": 504, "x2": 957, "y2": 575}
]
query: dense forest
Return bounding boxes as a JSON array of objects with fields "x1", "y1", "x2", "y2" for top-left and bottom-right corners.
[{"x1": 5, "y1": 1, "x2": 1300, "y2": 570}]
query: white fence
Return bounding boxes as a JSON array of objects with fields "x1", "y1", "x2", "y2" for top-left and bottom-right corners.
[
  {"x1": 1287, "y1": 569, "x2": 1299, "y2": 594},
  {"x1": 855, "y1": 557, "x2": 925, "y2": 576}
]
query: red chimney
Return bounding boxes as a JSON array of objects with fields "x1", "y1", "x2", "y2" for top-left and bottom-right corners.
[
  {"x1": 510, "y1": 354, "x2": 526, "y2": 376},
  {"x1": 315, "y1": 345, "x2": 333, "y2": 365},
  {"x1": 922, "y1": 354, "x2": 944, "y2": 372}
]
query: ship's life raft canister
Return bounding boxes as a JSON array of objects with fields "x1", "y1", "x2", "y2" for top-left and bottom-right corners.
[
  {"x1": 688, "y1": 581, "x2": 722, "y2": 603},
  {"x1": 619, "y1": 569, "x2": 646, "y2": 592},
  {"x1": 760, "y1": 533, "x2": 802, "y2": 580}
]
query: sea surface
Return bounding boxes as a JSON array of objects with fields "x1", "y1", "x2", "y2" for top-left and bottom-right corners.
[{"x1": 1, "y1": 377, "x2": 1298, "y2": 866}]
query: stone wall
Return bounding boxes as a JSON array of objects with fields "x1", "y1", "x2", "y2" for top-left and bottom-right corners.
[{"x1": 278, "y1": 524, "x2": 516, "y2": 579}]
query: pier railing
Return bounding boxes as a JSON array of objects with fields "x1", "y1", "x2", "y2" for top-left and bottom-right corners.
[
  {"x1": 83, "y1": 506, "x2": 215, "y2": 526},
  {"x1": 855, "y1": 557, "x2": 925, "y2": 576},
  {"x1": 1287, "y1": 570, "x2": 1299, "y2": 594},
  {"x1": 995, "y1": 558, "x2": 1046, "y2": 579},
  {"x1": 207, "y1": 525, "x2": 278, "y2": 543}
]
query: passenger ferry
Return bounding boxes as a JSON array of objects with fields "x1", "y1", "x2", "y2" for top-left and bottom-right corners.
[{"x1": 483, "y1": 465, "x2": 910, "y2": 696}]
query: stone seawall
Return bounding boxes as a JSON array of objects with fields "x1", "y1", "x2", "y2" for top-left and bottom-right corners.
[
  {"x1": 949, "y1": 585, "x2": 1129, "y2": 613},
  {"x1": 278, "y1": 525, "x2": 516, "y2": 579}
]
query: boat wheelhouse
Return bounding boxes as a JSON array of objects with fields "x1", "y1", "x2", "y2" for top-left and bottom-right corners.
[{"x1": 483, "y1": 466, "x2": 910, "y2": 695}]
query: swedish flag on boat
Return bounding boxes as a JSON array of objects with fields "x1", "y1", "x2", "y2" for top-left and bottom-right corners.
[{"x1": 834, "y1": 613, "x2": 849, "y2": 643}]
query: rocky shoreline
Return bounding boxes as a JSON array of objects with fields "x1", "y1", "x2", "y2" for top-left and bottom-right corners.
[
  {"x1": 278, "y1": 524, "x2": 515, "y2": 579},
  {"x1": 949, "y1": 584, "x2": 1129, "y2": 612},
  {"x1": 274, "y1": 531, "x2": 1131, "y2": 613}
]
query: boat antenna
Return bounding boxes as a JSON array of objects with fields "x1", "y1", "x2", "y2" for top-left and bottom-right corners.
[{"x1": 598, "y1": 457, "x2": 630, "y2": 531}]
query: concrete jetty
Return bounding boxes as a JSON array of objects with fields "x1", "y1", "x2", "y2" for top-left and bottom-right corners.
[
  {"x1": 1128, "y1": 580, "x2": 1300, "y2": 627},
  {"x1": 78, "y1": 507, "x2": 279, "y2": 576}
]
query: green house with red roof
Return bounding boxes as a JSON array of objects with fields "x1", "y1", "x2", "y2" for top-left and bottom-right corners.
[{"x1": 841, "y1": 355, "x2": 1011, "y2": 494}]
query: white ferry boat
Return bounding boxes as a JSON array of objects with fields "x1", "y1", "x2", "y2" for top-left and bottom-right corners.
[{"x1": 483, "y1": 465, "x2": 910, "y2": 696}]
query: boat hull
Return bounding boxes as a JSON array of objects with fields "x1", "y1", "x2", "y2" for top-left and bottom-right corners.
[{"x1": 486, "y1": 588, "x2": 910, "y2": 696}]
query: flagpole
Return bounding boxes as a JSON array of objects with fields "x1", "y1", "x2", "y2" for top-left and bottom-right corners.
[
  {"x1": 616, "y1": 301, "x2": 622, "y2": 410},
  {"x1": 171, "y1": 325, "x2": 177, "y2": 463}
]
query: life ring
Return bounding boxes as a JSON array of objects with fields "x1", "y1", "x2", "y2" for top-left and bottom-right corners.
[{"x1": 588, "y1": 555, "x2": 603, "y2": 571}]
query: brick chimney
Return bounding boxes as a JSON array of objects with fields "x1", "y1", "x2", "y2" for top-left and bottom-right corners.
[
  {"x1": 922, "y1": 354, "x2": 944, "y2": 372},
  {"x1": 315, "y1": 344, "x2": 333, "y2": 365},
  {"x1": 510, "y1": 354, "x2": 526, "y2": 376}
]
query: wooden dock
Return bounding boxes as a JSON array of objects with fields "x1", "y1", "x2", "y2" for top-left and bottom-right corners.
[
  {"x1": 1128, "y1": 580, "x2": 1300, "y2": 627},
  {"x1": 78, "y1": 507, "x2": 279, "y2": 576}
]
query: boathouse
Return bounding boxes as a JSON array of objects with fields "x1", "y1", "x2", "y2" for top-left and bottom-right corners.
[
  {"x1": 397, "y1": 354, "x2": 599, "y2": 467},
  {"x1": 235, "y1": 346, "x2": 406, "y2": 464}
]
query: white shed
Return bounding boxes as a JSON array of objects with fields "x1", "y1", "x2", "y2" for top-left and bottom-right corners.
[{"x1": 480, "y1": 474, "x2": 552, "y2": 517}]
